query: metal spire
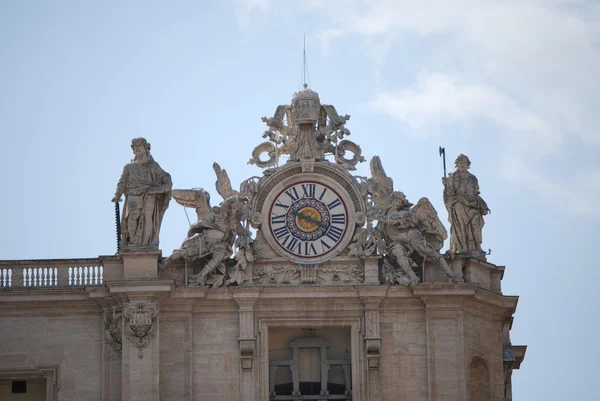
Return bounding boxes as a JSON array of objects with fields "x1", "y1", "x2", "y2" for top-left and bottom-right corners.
[{"x1": 302, "y1": 34, "x2": 310, "y2": 89}]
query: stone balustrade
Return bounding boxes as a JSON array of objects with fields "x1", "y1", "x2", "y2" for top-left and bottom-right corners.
[{"x1": 0, "y1": 258, "x2": 107, "y2": 289}]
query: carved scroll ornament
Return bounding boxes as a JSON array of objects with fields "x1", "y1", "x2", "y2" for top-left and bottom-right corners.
[
  {"x1": 103, "y1": 307, "x2": 122, "y2": 353},
  {"x1": 124, "y1": 303, "x2": 157, "y2": 358}
]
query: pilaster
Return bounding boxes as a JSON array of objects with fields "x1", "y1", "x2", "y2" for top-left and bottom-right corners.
[
  {"x1": 419, "y1": 290, "x2": 468, "y2": 401},
  {"x1": 358, "y1": 286, "x2": 387, "y2": 401},
  {"x1": 232, "y1": 287, "x2": 261, "y2": 401},
  {"x1": 106, "y1": 250, "x2": 173, "y2": 401}
]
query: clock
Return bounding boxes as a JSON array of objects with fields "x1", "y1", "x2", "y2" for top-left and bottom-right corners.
[{"x1": 267, "y1": 180, "x2": 350, "y2": 264}]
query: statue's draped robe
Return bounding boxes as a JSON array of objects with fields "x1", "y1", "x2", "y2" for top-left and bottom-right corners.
[
  {"x1": 115, "y1": 157, "x2": 172, "y2": 249},
  {"x1": 444, "y1": 171, "x2": 488, "y2": 255}
]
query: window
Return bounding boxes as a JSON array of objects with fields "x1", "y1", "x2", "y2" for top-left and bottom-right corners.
[{"x1": 12, "y1": 380, "x2": 26, "y2": 393}]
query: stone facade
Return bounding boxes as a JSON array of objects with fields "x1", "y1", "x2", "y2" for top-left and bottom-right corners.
[
  {"x1": 0, "y1": 86, "x2": 525, "y2": 400},
  {"x1": 0, "y1": 255, "x2": 525, "y2": 401}
]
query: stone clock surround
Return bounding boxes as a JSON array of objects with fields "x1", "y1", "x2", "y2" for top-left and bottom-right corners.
[{"x1": 257, "y1": 161, "x2": 365, "y2": 265}]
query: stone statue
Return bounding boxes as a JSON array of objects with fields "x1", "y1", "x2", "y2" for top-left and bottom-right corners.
[
  {"x1": 352, "y1": 156, "x2": 463, "y2": 284},
  {"x1": 248, "y1": 85, "x2": 364, "y2": 171},
  {"x1": 442, "y1": 154, "x2": 490, "y2": 259},
  {"x1": 112, "y1": 138, "x2": 172, "y2": 251},
  {"x1": 162, "y1": 192, "x2": 248, "y2": 286},
  {"x1": 379, "y1": 193, "x2": 463, "y2": 285},
  {"x1": 162, "y1": 163, "x2": 255, "y2": 287}
]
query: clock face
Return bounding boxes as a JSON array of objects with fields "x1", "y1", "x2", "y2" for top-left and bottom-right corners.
[{"x1": 268, "y1": 181, "x2": 349, "y2": 262}]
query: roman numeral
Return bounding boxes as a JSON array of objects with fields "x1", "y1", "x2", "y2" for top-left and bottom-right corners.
[
  {"x1": 327, "y1": 198, "x2": 342, "y2": 210},
  {"x1": 271, "y1": 214, "x2": 286, "y2": 224},
  {"x1": 275, "y1": 200, "x2": 289, "y2": 210},
  {"x1": 274, "y1": 226, "x2": 289, "y2": 240},
  {"x1": 318, "y1": 187, "x2": 328, "y2": 200},
  {"x1": 320, "y1": 239, "x2": 332, "y2": 251},
  {"x1": 325, "y1": 225, "x2": 343, "y2": 242},
  {"x1": 301, "y1": 184, "x2": 316, "y2": 198},
  {"x1": 285, "y1": 187, "x2": 300, "y2": 202},
  {"x1": 304, "y1": 242, "x2": 317, "y2": 256},
  {"x1": 331, "y1": 213, "x2": 346, "y2": 225},
  {"x1": 286, "y1": 237, "x2": 300, "y2": 253}
]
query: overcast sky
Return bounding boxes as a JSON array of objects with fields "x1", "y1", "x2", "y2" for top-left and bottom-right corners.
[{"x1": 1, "y1": 1, "x2": 598, "y2": 399}]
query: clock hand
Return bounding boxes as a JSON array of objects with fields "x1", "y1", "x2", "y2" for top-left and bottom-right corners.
[{"x1": 293, "y1": 210, "x2": 324, "y2": 227}]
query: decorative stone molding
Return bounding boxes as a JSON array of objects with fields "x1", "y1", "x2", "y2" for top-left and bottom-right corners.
[
  {"x1": 124, "y1": 303, "x2": 157, "y2": 358},
  {"x1": 365, "y1": 338, "x2": 381, "y2": 370},
  {"x1": 239, "y1": 339, "x2": 255, "y2": 370},
  {"x1": 254, "y1": 264, "x2": 299, "y2": 284},
  {"x1": 254, "y1": 262, "x2": 365, "y2": 285},
  {"x1": 365, "y1": 338, "x2": 381, "y2": 353},
  {"x1": 103, "y1": 306, "x2": 122, "y2": 352},
  {"x1": 300, "y1": 157, "x2": 315, "y2": 173},
  {"x1": 299, "y1": 264, "x2": 317, "y2": 283},
  {"x1": 318, "y1": 264, "x2": 364, "y2": 283}
]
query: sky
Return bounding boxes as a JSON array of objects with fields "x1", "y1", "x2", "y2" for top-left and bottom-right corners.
[{"x1": 0, "y1": 1, "x2": 598, "y2": 399}]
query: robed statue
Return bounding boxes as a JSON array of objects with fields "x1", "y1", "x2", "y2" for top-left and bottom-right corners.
[
  {"x1": 112, "y1": 137, "x2": 172, "y2": 251},
  {"x1": 442, "y1": 154, "x2": 490, "y2": 259}
]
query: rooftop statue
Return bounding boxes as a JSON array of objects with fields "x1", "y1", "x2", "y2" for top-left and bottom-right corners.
[
  {"x1": 379, "y1": 193, "x2": 462, "y2": 285},
  {"x1": 442, "y1": 154, "x2": 490, "y2": 260},
  {"x1": 351, "y1": 156, "x2": 463, "y2": 284},
  {"x1": 249, "y1": 84, "x2": 365, "y2": 171},
  {"x1": 112, "y1": 137, "x2": 172, "y2": 251},
  {"x1": 162, "y1": 163, "x2": 258, "y2": 287}
]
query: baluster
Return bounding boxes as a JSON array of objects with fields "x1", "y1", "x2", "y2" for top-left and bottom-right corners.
[
  {"x1": 54, "y1": 267, "x2": 58, "y2": 286},
  {"x1": 92, "y1": 266, "x2": 97, "y2": 285},
  {"x1": 23, "y1": 268, "x2": 28, "y2": 287},
  {"x1": 99, "y1": 266, "x2": 104, "y2": 285},
  {"x1": 86, "y1": 266, "x2": 90, "y2": 285},
  {"x1": 78, "y1": 266, "x2": 83, "y2": 285},
  {"x1": 1, "y1": 269, "x2": 5, "y2": 287},
  {"x1": 7, "y1": 269, "x2": 11, "y2": 288},
  {"x1": 43, "y1": 268, "x2": 48, "y2": 286},
  {"x1": 68, "y1": 267, "x2": 72, "y2": 286}
]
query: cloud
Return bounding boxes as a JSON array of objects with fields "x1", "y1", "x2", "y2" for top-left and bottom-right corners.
[
  {"x1": 231, "y1": 0, "x2": 600, "y2": 216},
  {"x1": 369, "y1": 73, "x2": 561, "y2": 152},
  {"x1": 231, "y1": 0, "x2": 271, "y2": 30}
]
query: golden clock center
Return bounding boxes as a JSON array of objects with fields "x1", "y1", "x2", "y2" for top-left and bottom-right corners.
[{"x1": 295, "y1": 206, "x2": 322, "y2": 232}]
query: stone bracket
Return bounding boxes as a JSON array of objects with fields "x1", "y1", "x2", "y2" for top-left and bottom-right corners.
[
  {"x1": 365, "y1": 337, "x2": 382, "y2": 370},
  {"x1": 239, "y1": 338, "x2": 256, "y2": 370}
]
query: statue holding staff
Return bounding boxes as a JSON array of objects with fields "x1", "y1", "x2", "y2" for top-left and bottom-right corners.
[
  {"x1": 112, "y1": 138, "x2": 172, "y2": 251},
  {"x1": 442, "y1": 154, "x2": 490, "y2": 259}
]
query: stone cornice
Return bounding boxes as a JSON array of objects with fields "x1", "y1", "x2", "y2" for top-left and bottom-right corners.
[
  {"x1": 105, "y1": 279, "x2": 174, "y2": 293},
  {"x1": 0, "y1": 287, "x2": 92, "y2": 302}
]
